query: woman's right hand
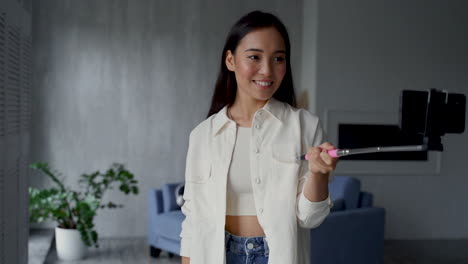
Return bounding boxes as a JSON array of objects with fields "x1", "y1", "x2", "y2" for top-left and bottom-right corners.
[
  {"x1": 306, "y1": 142, "x2": 338, "y2": 176},
  {"x1": 181, "y1": 256, "x2": 190, "y2": 264}
]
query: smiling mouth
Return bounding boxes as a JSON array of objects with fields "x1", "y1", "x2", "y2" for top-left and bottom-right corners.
[{"x1": 253, "y1": 80, "x2": 273, "y2": 87}]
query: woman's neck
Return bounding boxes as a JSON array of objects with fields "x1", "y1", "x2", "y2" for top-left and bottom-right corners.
[{"x1": 229, "y1": 96, "x2": 268, "y2": 122}]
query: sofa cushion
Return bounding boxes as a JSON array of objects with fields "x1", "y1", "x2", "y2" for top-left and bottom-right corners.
[
  {"x1": 162, "y1": 183, "x2": 183, "y2": 212},
  {"x1": 328, "y1": 176, "x2": 361, "y2": 209},
  {"x1": 153, "y1": 211, "x2": 185, "y2": 240}
]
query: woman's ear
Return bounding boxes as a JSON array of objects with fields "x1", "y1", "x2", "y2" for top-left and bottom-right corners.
[{"x1": 225, "y1": 50, "x2": 235, "y2": 71}]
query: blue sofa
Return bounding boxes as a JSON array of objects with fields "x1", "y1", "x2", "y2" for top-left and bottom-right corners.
[{"x1": 147, "y1": 176, "x2": 385, "y2": 263}]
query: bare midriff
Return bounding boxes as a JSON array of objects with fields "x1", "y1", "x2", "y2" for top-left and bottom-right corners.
[{"x1": 225, "y1": 215, "x2": 265, "y2": 237}]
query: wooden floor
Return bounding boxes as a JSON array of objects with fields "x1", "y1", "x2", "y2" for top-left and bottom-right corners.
[{"x1": 42, "y1": 237, "x2": 468, "y2": 264}]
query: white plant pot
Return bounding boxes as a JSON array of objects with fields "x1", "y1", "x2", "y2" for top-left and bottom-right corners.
[{"x1": 55, "y1": 227, "x2": 87, "y2": 260}]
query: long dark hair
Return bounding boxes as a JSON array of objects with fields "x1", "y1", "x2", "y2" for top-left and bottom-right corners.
[{"x1": 206, "y1": 11, "x2": 297, "y2": 118}]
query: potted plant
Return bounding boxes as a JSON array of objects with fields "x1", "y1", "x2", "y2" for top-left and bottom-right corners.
[{"x1": 28, "y1": 162, "x2": 139, "y2": 260}]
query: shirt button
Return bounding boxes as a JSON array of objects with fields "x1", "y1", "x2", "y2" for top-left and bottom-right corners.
[
  {"x1": 254, "y1": 148, "x2": 259, "y2": 153},
  {"x1": 247, "y1": 243, "x2": 254, "y2": 249},
  {"x1": 259, "y1": 112, "x2": 263, "y2": 116},
  {"x1": 255, "y1": 124, "x2": 261, "y2": 129},
  {"x1": 255, "y1": 178, "x2": 261, "y2": 184},
  {"x1": 259, "y1": 208, "x2": 263, "y2": 213}
]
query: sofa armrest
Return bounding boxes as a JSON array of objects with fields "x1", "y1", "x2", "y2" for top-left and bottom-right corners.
[
  {"x1": 147, "y1": 188, "x2": 164, "y2": 240},
  {"x1": 330, "y1": 198, "x2": 345, "y2": 212},
  {"x1": 310, "y1": 207, "x2": 386, "y2": 264}
]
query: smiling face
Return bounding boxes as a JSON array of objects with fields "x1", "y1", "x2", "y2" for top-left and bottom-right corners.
[{"x1": 225, "y1": 26, "x2": 287, "y2": 102}]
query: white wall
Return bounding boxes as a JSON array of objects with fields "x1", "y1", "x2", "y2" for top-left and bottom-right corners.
[{"x1": 304, "y1": 0, "x2": 468, "y2": 239}]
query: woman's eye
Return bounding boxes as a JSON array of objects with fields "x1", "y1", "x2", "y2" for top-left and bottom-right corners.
[
  {"x1": 248, "y1": 55, "x2": 260, "y2": 60},
  {"x1": 274, "y1": 57, "x2": 285, "y2": 62}
]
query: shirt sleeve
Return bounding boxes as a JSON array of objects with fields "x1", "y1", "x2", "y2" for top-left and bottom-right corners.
[
  {"x1": 296, "y1": 113, "x2": 334, "y2": 229},
  {"x1": 179, "y1": 132, "x2": 195, "y2": 257}
]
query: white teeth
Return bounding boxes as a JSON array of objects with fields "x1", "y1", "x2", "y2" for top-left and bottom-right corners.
[{"x1": 254, "y1": 81, "x2": 273, "y2": 86}]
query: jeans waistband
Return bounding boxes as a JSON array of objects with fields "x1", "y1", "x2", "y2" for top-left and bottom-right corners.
[{"x1": 224, "y1": 230, "x2": 269, "y2": 256}]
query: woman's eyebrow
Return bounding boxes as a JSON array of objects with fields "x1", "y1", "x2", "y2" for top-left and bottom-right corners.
[{"x1": 244, "y1": 48, "x2": 286, "y2": 54}]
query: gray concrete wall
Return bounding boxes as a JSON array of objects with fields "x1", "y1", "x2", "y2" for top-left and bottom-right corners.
[
  {"x1": 308, "y1": 0, "x2": 468, "y2": 239},
  {"x1": 32, "y1": 0, "x2": 468, "y2": 241},
  {"x1": 31, "y1": 0, "x2": 304, "y2": 237}
]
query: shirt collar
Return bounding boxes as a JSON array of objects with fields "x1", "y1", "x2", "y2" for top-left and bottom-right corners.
[{"x1": 212, "y1": 97, "x2": 284, "y2": 137}]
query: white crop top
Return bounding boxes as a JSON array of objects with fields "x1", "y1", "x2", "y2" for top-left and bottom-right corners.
[{"x1": 226, "y1": 125, "x2": 257, "y2": 216}]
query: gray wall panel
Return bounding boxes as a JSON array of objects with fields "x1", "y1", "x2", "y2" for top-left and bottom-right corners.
[
  {"x1": 31, "y1": 0, "x2": 468, "y2": 244},
  {"x1": 31, "y1": 0, "x2": 303, "y2": 238}
]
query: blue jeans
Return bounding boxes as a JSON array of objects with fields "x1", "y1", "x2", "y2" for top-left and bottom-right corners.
[{"x1": 224, "y1": 230, "x2": 269, "y2": 264}]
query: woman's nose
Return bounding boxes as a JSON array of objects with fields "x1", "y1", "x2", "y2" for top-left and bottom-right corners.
[{"x1": 258, "y1": 60, "x2": 273, "y2": 76}]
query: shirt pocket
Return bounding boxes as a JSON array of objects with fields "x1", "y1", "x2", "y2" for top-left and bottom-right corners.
[
  {"x1": 271, "y1": 143, "x2": 301, "y2": 167},
  {"x1": 186, "y1": 161, "x2": 212, "y2": 184},
  {"x1": 270, "y1": 143, "x2": 302, "y2": 206},
  {"x1": 271, "y1": 143, "x2": 301, "y2": 182}
]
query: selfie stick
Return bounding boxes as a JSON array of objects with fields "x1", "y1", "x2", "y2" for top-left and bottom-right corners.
[{"x1": 298, "y1": 145, "x2": 427, "y2": 160}]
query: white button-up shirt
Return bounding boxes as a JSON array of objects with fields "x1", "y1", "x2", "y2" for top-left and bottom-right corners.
[{"x1": 180, "y1": 97, "x2": 334, "y2": 264}]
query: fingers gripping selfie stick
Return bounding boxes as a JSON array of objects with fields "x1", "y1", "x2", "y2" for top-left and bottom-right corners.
[{"x1": 298, "y1": 89, "x2": 466, "y2": 161}]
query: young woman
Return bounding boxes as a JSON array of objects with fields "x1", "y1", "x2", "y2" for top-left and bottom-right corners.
[{"x1": 180, "y1": 11, "x2": 338, "y2": 264}]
